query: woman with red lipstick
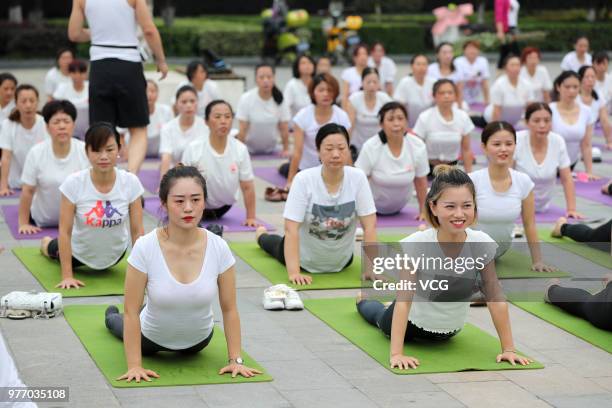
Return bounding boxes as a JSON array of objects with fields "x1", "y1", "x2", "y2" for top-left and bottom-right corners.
[
  {"x1": 40, "y1": 123, "x2": 144, "y2": 289},
  {"x1": 18, "y1": 100, "x2": 89, "y2": 234},
  {"x1": 469, "y1": 121, "x2": 555, "y2": 272},
  {"x1": 106, "y1": 165, "x2": 262, "y2": 382},
  {"x1": 182, "y1": 100, "x2": 257, "y2": 226}
]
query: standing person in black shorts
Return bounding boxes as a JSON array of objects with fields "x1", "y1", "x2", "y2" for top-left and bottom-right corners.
[{"x1": 68, "y1": 0, "x2": 168, "y2": 174}]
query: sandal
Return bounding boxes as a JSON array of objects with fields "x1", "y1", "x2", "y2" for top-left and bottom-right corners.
[{"x1": 265, "y1": 187, "x2": 284, "y2": 202}]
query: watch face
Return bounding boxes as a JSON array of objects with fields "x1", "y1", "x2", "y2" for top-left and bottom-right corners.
[{"x1": 236, "y1": 357, "x2": 244, "y2": 364}]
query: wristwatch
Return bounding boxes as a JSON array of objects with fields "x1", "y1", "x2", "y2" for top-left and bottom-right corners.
[{"x1": 228, "y1": 357, "x2": 243, "y2": 365}]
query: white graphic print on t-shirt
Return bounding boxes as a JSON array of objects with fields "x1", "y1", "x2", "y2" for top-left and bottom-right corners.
[{"x1": 307, "y1": 201, "x2": 355, "y2": 241}]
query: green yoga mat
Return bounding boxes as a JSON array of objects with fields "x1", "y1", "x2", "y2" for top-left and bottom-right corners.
[
  {"x1": 379, "y1": 234, "x2": 571, "y2": 279},
  {"x1": 229, "y1": 242, "x2": 365, "y2": 290},
  {"x1": 13, "y1": 248, "x2": 126, "y2": 297},
  {"x1": 538, "y1": 229, "x2": 612, "y2": 269},
  {"x1": 304, "y1": 297, "x2": 543, "y2": 374},
  {"x1": 511, "y1": 300, "x2": 612, "y2": 354},
  {"x1": 64, "y1": 305, "x2": 272, "y2": 388}
]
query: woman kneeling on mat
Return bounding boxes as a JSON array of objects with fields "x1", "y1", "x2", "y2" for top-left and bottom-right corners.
[
  {"x1": 106, "y1": 165, "x2": 261, "y2": 382},
  {"x1": 41, "y1": 123, "x2": 144, "y2": 289},
  {"x1": 256, "y1": 123, "x2": 377, "y2": 286},
  {"x1": 357, "y1": 165, "x2": 532, "y2": 369}
]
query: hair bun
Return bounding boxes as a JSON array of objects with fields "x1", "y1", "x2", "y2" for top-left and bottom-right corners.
[{"x1": 432, "y1": 164, "x2": 454, "y2": 177}]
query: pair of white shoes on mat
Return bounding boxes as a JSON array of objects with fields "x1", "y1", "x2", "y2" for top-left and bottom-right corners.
[{"x1": 263, "y1": 284, "x2": 303, "y2": 310}]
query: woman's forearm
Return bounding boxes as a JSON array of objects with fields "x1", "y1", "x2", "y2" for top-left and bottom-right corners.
[
  {"x1": 487, "y1": 302, "x2": 515, "y2": 351},
  {"x1": 0, "y1": 153, "x2": 12, "y2": 189},
  {"x1": 284, "y1": 228, "x2": 301, "y2": 278},
  {"x1": 559, "y1": 170, "x2": 577, "y2": 212},
  {"x1": 18, "y1": 188, "x2": 34, "y2": 226},
  {"x1": 242, "y1": 182, "x2": 257, "y2": 220},
  {"x1": 390, "y1": 301, "x2": 410, "y2": 356},
  {"x1": 58, "y1": 231, "x2": 74, "y2": 279},
  {"x1": 123, "y1": 312, "x2": 144, "y2": 369},
  {"x1": 221, "y1": 308, "x2": 242, "y2": 360}
]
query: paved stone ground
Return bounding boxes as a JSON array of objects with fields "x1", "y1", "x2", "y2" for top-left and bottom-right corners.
[{"x1": 1, "y1": 62, "x2": 611, "y2": 407}]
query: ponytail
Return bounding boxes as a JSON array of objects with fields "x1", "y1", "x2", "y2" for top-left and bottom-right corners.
[
  {"x1": 378, "y1": 130, "x2": 388, "y2": 144},
  {"x1": 272, "y1": 85, "x2": 283, "y2": 105}
]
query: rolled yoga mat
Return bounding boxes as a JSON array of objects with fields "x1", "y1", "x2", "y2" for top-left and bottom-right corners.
[
  {"x1": 253, "y1": 166, "x2": 287, "y2": 187},
  {"x1": 537, "y1": 228, "x2": 612, "y2": 269},
  {"x1": 573, "y1": 179, "x2": 612, "y2": 206},
  {"x1": 12, "y1": 247, "x2": 126, "y2": 297},
  {"x1": 229, "y1": 242, "x2": 364, "y2": 290},
  {"x1": 137, "y1": 169, "x2": 160, "y2": 194},
  {"x1": 304, "y1": 297, "x2": 543, "y2": 374},
  {"x1": 143, "y1": 197, "x2": 276, "y2": 232},
  {"x1": 1, "y1": 205, "x2": 58, "y2": 240},
  {"x1": 63, "y1": 304, "x2": 273, "y2": 388}
]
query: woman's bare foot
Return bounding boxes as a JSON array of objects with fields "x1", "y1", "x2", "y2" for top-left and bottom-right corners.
[
  {"x1": 40, "y1": 236, "x2": 53, "y2": 257},
  {"x1": 544, "y1": 278, "x2": 561, "y2": 303},
  {"x1": 255, "y1": 226, "x2": 268, "y2": 242},
  {"x1": 551, "y1": 217, "x2": 567, "y2": 238},
  {"x1": 355, "y1": 290, "x2": 365, "y2": 304}
]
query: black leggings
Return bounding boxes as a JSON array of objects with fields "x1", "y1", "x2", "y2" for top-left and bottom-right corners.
[
  {"x1": 560, "y1": 219, "x2": 612, "y2": 252},
  {"x1": 47, "y1": 238, "x2": 126, "y2": 269},
  {"x1": 357, "y1": 300, "x2": 459, "y2": 341},
  {"x1": 547, "y1": 282, "x2": 612, "y2": 331},
  {"x1": 202, "y1": 204, "x2": 232, "y2": 221},
  {"x1": 105, "y1": 310, "x2": 213, "y2": 355}
]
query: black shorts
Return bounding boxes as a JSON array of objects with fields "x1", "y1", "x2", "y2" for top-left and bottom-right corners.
[{"x1": 89, "y1": 58, "x2": 149, "y2": 128}]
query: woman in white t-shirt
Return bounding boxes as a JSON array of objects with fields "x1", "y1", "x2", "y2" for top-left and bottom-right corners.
[
  {"x1": 455, "y1": 40, "x2": 490, "y2": 106},
  {"x1": 257, "y1": 123, "x2": 377, "y2": 286},
  {"x1": 143, "y1": 80, "x2": 173, "y2": 157},
  {"x1": 284, "y1": 55, "x2": 315, "y2": 117},
  {"x1": 368, "y1": 42, "x2": 397, "y2": 96},
  {"x1": 44, "y1": 48, "x2": 74, "y2": 102},
  {"x1": 550, "y1": 71, "x2": 597, "y2": 178},
  {"x1": 18, "y1": 101, "x2": 89, "y2": 234},
  {"x1": 413, "y1": 79, "x2": 475, "y2": 174},
  {"x1": 357, "y1": 165, "x2": 531, "y2": 370},
  {"x1": 394, "y1": 54, "x2": 436, "y2": 128},
  {"x1": 0, "y1": 73, "x2": 17, "y2": 128},
  {"x1": 519, "y1": 47, "x2": 552, "y2": 103},
  {"x1": 355, "y1": 101, "x2": 428, "y2": 216},
  {"x1": 53, "y1": 59, "x2": 89, "y2": 140},
  {"x1": 40, "y1": 124, "x2": 144, "y2": 289},
  {"x1": 237, "y1": 64, "x2": 291, "y2": 155},
  {"x1": 159, "y1": 86, "x2": 209, "y2": 179},
  {"x1": 282, "y1": 73, "x2": 351, "y2": 187},
  {"x1": 172, "y1": 61, "x2": 220, "y2": 118},
  {"x1": 560, "y1": 36, "x2": 592, "y2": 73},
  {"x1": 0, "y1": 85, "x2": 48, "y2": 196},
  {"x1": 105, "y1": 165, "x2": 261, "y2": 382},
  {"x1": 346, "y1": 67, "x2": 392, "y2": 150},
  {"x1": 470, "y1": 121, "x2": 555, "y2": 271},
  {"x1": 514, "y1": 103, "x2": 581, "y2": 217},
  {"x1": 341, "y1": 44, "x2": 369, "y2": 108},
  {"x1": 578, "y1": 65, "x2": 612, "y2": 148},
  {"x1": 593, "y1": 52, "x2": 612, "y2": 118},
  {"x1": 484, "y1": 55, "x2": 535, "y2": 126},
  {"x1": 182, "y1": 100, "x2": 257, "y2": 226},
  {"x1": 427, "y1": 42, "x2": 463, "y2": 102}
]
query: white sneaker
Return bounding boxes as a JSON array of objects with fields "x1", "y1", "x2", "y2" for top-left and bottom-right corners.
[
  {"x1": 0, "y1": 291, "x2": 62, "y2": 319},
  {"x1": 355, "y1": 227, "x2": 364, "y2": 241},
  {"x1": 283, "y1": 287, "x2": 304, "y2": 310},
  {"x1": 262, "y1": 285, "x2": 287, "y2": 310},
  {"x1": 512, "y1": 225, "x2": 524, "y2": 238}
]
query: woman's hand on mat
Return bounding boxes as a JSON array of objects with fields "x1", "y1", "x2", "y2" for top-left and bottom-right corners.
[
  {"x1": 390, "y1": 353, "x2": 420, "y2": 370},
  {"x1": 289, "y1": 272, "x2": 312, "y2": 285},
  {"x1": 18, "y1": 224, "x2": 42, "y2": 234},
  {"x1": 415, "y1": 212, "x2": 426, "y2": 221},
  {"x1": 531, "y1": 261, "x2": 557, "y2": 273},
  {"x1": 117, "y1": 366, "x2": 160, "y2": 383},
  {"x1": 280, "y1": 149, "x2": 291, "y2": 158},
  {"x1": 243, "y1": 218, "x2": 259, "y2": 227},
  {"x1": 0, "y1": 187, "x2": 14, "y2": 196},
  {"x1": 56, "y1": 277, "x2": 85, "y2": 289},
  {"x1": 219, "y1": 363, "x2": 262, "y2": 378},
  {"x1": 496, "y1": 351, "x2": 533, "y2": 366},
  {"x1": 565, "y1": 210, "x2": 584, "y2": 219},
  {"x1": 586, "y1": 173, "x2": 601, "y2": 181}
]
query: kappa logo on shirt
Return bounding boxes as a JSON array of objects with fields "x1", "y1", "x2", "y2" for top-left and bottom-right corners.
[{"x1": 84, "y1": 200, "x2": 123, "y2": 228}]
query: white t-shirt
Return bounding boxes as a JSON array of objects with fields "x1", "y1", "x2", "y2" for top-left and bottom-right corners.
[
  {"x1": 426, "y1": 63, "x2": 462, "y2": 83},
  {"x1": 469, "y1": 168, "x2": 534, "y2": 255},
  {"x1": 348, "y1": 91, "x2": 392, "y2": 149},
  {"x1": 455, "y1": 56, "x2": 491, "y2": 104},
  {"x1": 393, "y1": 76, "x2": 436, "y2": 128},
  {"x1": 0, "y1": 100, "x2": 15, "y2": 126},
  {"x1": 401, "y1": 227, "x2": 498, "y2": 333},
  {"x1": 21, "y1": 138, "x2": 89, "y2": 227},
  {"x1": 283, "y1": 166, "x2": 376, "y2": 273},
  {"x1": 485, "y1": 75, "x2": 534, "y2": 125},
  {"x1": 560, "y1": 51, "x2": 592, "y2": 73},
  {"x1": 125, "y1": 103, "x2": 174, "y2": 157},
  {"x1": 129, "y1": 229, "x2": 235, "y2": 350},
  {"x1": 292, "y1": 104, "x2": 352, "y2": 170},
  {"x1": 579, "y1": 95, "x2": 606, "y2": 125},
  {"x1": 341, "y1": 67, "x2": 363, "y2": 96},
  {"x1": 508, "y1": 0, "x2": 520, "y2": 27},
  {"x1": 368, "y1": 56, "x2": 397, "y2": 86},
  {"x1": 0, "y1": 116, "x2": 49, "y2": 189},
  {"x1": 172, "y1": 80, "x2": 221, "y2": 118},
  {"x1": 413, "y1": 106, "x2": 475, "y2": 162},
  {"x1": 44, "y1": 67, "x2": 71, "y2": 97},
  {"x1": 283, "y1": 78, "x2": 312, "y2": 117},
  {"x1": 159, "y1": 116, "x2": 209, "y2": 164},
  {"x1": 514, "y1": 130, "x2": 571, "y2": 212},
  {"x1": 59, "y1": 168, "x2": 144, "y2": 270},
  {"x1": 355, "y1": 133, "x2": 429, "y2": 215},
  {"x1": 519, "y1": 65, "x2": 552, "y2": 103},
  {"x1": 53, "y1": 81, "x2": 90, "y2": 139},
  {"x1": 182, "y1": 135, "x2": 254, "y2": 209},
  {"x1": 595, "y1": 73, "x2": 612, "y2": 112},
  {"x1": 550, "y1": 102, "x2": 595, "y2": 164},
  {"x1": 236, "y1": 87, "x2": 291, "y2": 154}
]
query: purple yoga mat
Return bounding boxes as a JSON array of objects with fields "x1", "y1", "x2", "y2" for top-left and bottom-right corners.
[
  {"x1": 376, "y1": 206, "x2": 424, "y2": 228},
  {"x1": 138, "y1": 169, "x2": 160, "y2": 194},
  {"x1": 516, "y1": 204, "x2": 567, "y2": 224},
  {"x1": 143, "y1": 197, "x2": 276, "y2": 232},
  {"x1": 469, "y1": 102, "x2": 486, "y2": 114},
  {"x1": 574, "y1": 179, "x2": 612, "y2": 205},
  {"x1": 470, "y1": 138, "x2": 484, "y2": 155},
  {"x1": 1, "y1": 205, "x2": 58, "y2": 240},
  {"x1": 254, "y1": 166, "x2": 287, "y2": 187},
  {"x1": 250, "y1": 151, "x2": 282, "y2": 161}
]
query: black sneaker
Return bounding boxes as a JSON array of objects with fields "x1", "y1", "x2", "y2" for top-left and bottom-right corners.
[
  {"x1": 205, "y1": 224, "x2": 224, "y2": 237},
  {"x1": 105, "y1": 305, "x2": 119, "y2": 318}
]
